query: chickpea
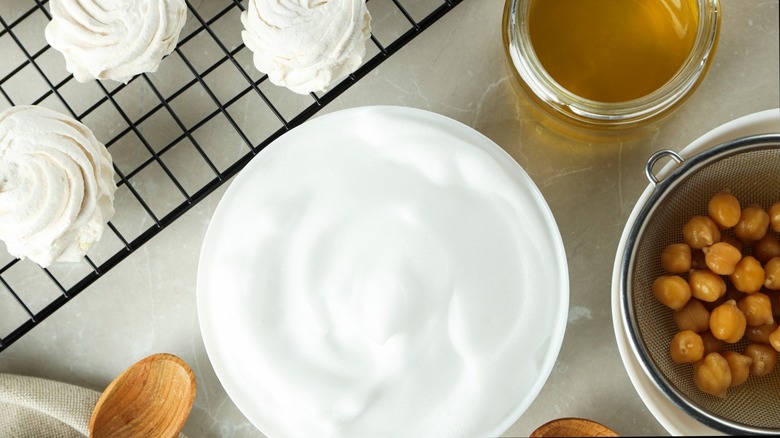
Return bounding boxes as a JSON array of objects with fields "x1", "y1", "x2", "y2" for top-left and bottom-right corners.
[
  {"x1": 752, "y1": 233, "x2": 780, "y2": 264},
  {"x1": 700, "y1": 330, "x2": 725, "y2": 355},
  {"x1": 688, "y1": 269, "x2": 726, "y2": 302},
  {"x1": 660, "y1": 243, "x2": 691, "y2": 274},
  {"x1": 769, "y1": 325, "x2": 780, "y2": 352},
  {"x1": 709, "y1": 300, "x2": 747, "y2": 343},
  {"x1": 669, "y1": 330, "x2": 704, "y2": 363},
  {"x1": 737, "y1": 291, "x2": 774, "y2": 326},
  {"x1": 653, "y1": 275, "x2": 691, "y2": 310},
  {"x1": 734, "y1": 204, "x2": 770, "y2": 243},
  {"x1": 673, "y1": 299, "x2": 710, "y2": 332},
  {"x1": 730, "y1": 256, "x2": 765, "y2": 293},
  {"x1": 722, "y1": 350, "x2": 753, "y2": 387},
  {"x1": 769, "y1": 202, "x2": 780, "y2": 233},
  {"x1": 764, "y1": 257, "x2": 780, "y2": 290},
  {"x1": 702, "y1": 242, "x2": 742, "y2": 275},
  {"x1": 744, "y1": 343, "x2": 778, "y2": 376},
  {"x1": 693, "y1": 352, "x2": 731, "y2": 398},
  {"x1": 683, "y1": 216, "x2": 721, "y2": 249},
  {"x1": 708, "y1": 191, "x2": 741, "y2": 228},
  {"x1": 745, "y1": 322, "x2": 778, "y2": 344}
]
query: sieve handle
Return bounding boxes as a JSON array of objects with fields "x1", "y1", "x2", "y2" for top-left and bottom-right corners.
[{"x1": 645, "y1": 149, "x2": 684, "y2": 186}]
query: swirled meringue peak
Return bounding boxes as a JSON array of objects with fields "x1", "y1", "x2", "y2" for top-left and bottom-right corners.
[
  {"x1": 44, "y1": 0, "x2": 187, "y2": 83},
  {"x1": 0, "y1": 106, "x2": 117, "y2": 267},
  {"x1": 241, "y1": 0, "x2": 372, "y2": 94}
]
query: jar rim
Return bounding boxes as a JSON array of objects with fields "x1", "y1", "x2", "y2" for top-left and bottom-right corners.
[{"x1": 504, "y1": 0, "x2": 721, "y2": 128}]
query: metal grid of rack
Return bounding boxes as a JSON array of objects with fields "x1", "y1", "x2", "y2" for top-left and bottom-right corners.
[{"x1": 0, "y1": 0, "x2": 464, "y2": 352}]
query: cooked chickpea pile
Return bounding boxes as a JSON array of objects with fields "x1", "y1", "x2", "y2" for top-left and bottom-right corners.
[{"x1": 652, "y1": 191, "x2": 780, "y2": 398}]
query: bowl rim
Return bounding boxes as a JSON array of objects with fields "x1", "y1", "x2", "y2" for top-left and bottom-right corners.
[{"x1": 619, "y1": 133, "x2": 780, "y2": 436}]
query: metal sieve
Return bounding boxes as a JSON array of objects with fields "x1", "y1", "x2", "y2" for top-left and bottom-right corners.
[{"x1": 620, "y1": 133, "x2": 780, "y2": 435}]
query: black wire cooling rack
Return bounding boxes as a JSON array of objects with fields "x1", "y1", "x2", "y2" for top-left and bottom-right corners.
[{"x1": 0, "y1": 0, "x2": 464, "y2": 352}]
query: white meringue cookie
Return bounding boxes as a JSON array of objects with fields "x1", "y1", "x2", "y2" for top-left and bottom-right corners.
[
  {"x1": 44, "y1": 0, "x2": 187, "y2": 83},
  {"x1": 0, "y1": 106, "x2": 117, "y2": 267},
  {"x1": 241, "y1": 0, "x2": 372, "y2": 94}
]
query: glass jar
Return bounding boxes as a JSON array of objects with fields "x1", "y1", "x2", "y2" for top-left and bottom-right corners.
[{"x1": 502, "y1": 0, "x2": 720, "y2": 140}]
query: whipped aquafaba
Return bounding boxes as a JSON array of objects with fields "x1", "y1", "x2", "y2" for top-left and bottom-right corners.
[
  {"x1": 199, "y1": 107, "x2": 567, "y2": 437},
  {"x1": 241, "y1": 0, "x2": 372, "y2": 94},
  {"x1": 0, "y1": 105, "x2": 117, "y2": 267},
  {"x1": 45, "y1": 0, "x2": 187, "y2": 83}
]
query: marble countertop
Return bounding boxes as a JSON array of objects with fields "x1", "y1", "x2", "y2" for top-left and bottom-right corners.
[{"x1": 1, "y1": 0, "x2": 778, "y2": 436}]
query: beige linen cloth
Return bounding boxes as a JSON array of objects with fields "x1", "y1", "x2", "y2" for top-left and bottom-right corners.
[
  {"x1": 0, "y1": 373, "x2": 187, "y2": 437},
  {"x1": 0, "y1": 373, "x2": 98, "y2": 437}
]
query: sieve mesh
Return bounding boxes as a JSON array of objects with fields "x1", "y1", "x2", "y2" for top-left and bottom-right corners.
[{"x1": 626, "y1": 134, "x2": 780, "y2": 433}]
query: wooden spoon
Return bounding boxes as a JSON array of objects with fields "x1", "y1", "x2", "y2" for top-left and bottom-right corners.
[
  {"x1": 89, "y1": 353, "x2": 196, "y2": 438},
  {"x1": 531, "y1": 417, "x2": 619, "y2": 437}
]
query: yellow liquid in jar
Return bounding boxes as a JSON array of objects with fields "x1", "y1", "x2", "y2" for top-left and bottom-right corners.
[{"x1": 528, "y1": 0, "x2": 699, "y2": 103}]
